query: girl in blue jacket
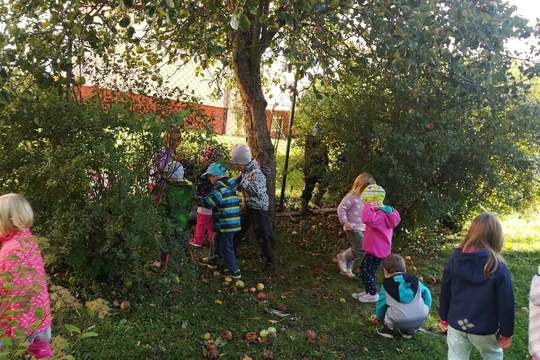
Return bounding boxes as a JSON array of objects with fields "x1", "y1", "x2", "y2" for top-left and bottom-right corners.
[{"x1": 439, "y1": 213, "x2": 514, "y2": 360}]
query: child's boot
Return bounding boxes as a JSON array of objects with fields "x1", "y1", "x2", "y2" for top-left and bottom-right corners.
[{"x1": 336, "y1": 251, "x2": 348, "y2": 274}]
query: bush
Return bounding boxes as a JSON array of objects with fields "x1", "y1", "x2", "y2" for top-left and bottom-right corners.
[
  {"x1": 0, "y1": 86, "x2": 197, "y2": 285},
  {"x1": 296, "y1": 71, "x2": 540, "y2": 234}
]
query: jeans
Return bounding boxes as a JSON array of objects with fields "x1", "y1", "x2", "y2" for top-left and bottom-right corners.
[
  {"x1": 447, "y1": 326, "x2": 503, "y2": 360},
  {"x1": 217, "y1": 232, "x2": 239, "y2": 273}
]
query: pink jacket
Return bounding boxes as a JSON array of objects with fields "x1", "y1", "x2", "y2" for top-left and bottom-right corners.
[
  {"x1": 337, "y1": 193, "x2": 365, "y2": 232},
  {"x1": 0, "y1": 230, "x2": 52, "y2": 337},
  {"x1": 361, "y1": 203, "x2": 401, "y2": 258}
]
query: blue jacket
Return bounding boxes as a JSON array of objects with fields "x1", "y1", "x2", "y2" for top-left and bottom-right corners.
[
  {"x1": 439, "y1": 249, "x2": 515, "y2": 337},
  {"x1": 204, "y1": 177, "x2": 241, "y2": 233},
  {"x1": 376, "y1": 273, "x2": 432, "y2": 321}
]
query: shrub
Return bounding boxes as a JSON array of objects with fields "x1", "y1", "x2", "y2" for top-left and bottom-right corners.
[{"x1": 0, "y1": 86, "x2": 201, "y2": 285}]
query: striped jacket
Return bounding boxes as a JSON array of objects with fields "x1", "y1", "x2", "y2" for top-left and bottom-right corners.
[{"x1": 204, "y1": 177, "x2": 241, "y2": 233}]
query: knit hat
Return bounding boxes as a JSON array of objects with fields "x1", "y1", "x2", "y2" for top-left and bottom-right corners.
[
  {"x1": 203, "y1": 162, "x2": 227, "y2": 177},
  {"x1": 231, "y1": 144, "x2": 252, "y2": 166},
  {"x1": 362, "y1": 184, "x2": 386, "y2": 205}
]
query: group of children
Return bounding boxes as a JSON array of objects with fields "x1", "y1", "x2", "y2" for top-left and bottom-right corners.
[
  {"x1": 187, "y1": 143, "x2": 274, "y2": 279},
  {"x1": 0, "y1": 168, "x2": 536, "y2": 359},
  {"x1": 334, "y1": 172, "x2": 517, "y2": 359}
]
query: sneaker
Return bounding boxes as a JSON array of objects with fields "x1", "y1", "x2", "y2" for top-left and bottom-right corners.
[
  {"x1": 223, "y1": 269, "x2": 242, "y2": 280},
  {"x1": 355, "y1": 292, "x2": 379, "y2": 303},
  {"x1": 188, "y1": 240, "x2": 202, "y2": 248},
  {"x1": 377, "y1": 325, "x2": 399, "y2": 339},
  {"x1": 340, "y1": 270, "x2": 356, "y2": 278},
  {"x1": 336, "y1": 253, "x2": 348, "y2": 273},
  {"x1": 351, "y1": 291, "x2": 366, "y2": 300},
  {"x1": 399, "y1": 329, "x2": 415, "y2": 339}
]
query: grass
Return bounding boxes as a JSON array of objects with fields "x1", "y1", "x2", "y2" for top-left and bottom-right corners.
[{"x1": 65, "y1": 211, "x2": 539, "y2": 359}]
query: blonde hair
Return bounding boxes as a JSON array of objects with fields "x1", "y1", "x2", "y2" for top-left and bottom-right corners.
[
  {"x1": 350, "y1": 172, "x2": 375, "y2": 196},
  {"x1": 0, "y1": 193, "x2": 34, "y2": 235},
  {"x1": 459, "y1": 212, "x2": 504, "y2": 278}
]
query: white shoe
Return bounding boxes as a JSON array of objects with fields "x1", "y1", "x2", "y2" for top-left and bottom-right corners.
[
  {"x1": 357, "y1": 292, "x2": 379, "y2": 303},
  {"x1": 351, "y1": 291, "x2": 366, "y2": 300},
  {"x1": 340, "y1": 270, "x2": 356, "y2": 278},
  {"x1": 336, "y1": 253, "x2": 348, "y2": 273}
]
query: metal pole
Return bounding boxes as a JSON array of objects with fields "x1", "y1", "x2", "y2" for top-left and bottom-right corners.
[{"x1": 278, "y1": 73, "x2": 298, "y2": 211}]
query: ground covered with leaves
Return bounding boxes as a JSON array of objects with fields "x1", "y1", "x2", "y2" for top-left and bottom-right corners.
[{"x1": 56, "y1": 212, "x2": 538, "y2": 359}]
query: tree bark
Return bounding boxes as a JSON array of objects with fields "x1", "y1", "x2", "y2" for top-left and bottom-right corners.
[{"x1": 231, "y1": 32, "x2": 276, "y2": 218}]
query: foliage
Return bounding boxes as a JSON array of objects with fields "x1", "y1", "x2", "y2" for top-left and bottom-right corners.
[
  {"x1": 0, "y1": 82, "x2": 183, "y2": 284},
  {"x1": 296, "y1": 0, "x2": 540, "y2": 230}
]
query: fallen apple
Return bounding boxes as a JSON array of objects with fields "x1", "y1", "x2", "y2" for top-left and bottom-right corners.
[
  {"x1": 207, "y1": 349, "x2": 219, "y2": 360},
  {"x1": 259, "y1": 329, "x2": 269, "y2": 338},
  {"x1": 220, "y1": 329, "x2": 233, "y2": 341},
  {"x1": 256, "y1": 283, "x2": 265, "y2": 292},
  {"x1": 241, "y1": 355, "x2": 253, "y2": 360},
  {"x1": 235, "y1": 280, "x2": 245, "y2": 289},
  {"x1": 119, "y1": 300, "x2": 130, "y2": 311},
  {"x1": 256, "y1": 292, "x2": 267, "y2": 301},
  {"x1": 206, "y1": 341, "x2": 217, "y2": 352},
  {"x1": 249, "y1": 287, "x2": 257, "y2": 293},
  {"x1": 214, "y1": 299, "x2": 223, "y2": 305},
  {"x1": 213, "y1": 271, "x2": 221, "y2": 278},
  {"x1": 304, "y1": 329, "x2": 317, "y2": 343},
  {"x1": 203, "y1": 333, "x2": 212, "y2": 341},
  {"x1": 262, "y1": 349, "x2": 273, "y2": 360},
  {"x1": 244, "y1": 332, "x2": 258, "y2": 343},
  {"x1": 224, "y1": 276, "x2": 233, "y2": 283},
  {"x1": 267, "y1": 327, "x2": 277, "y2": 334},
  {"x1": 276, "y1": 304, "x2": 287, "y2": 312}
]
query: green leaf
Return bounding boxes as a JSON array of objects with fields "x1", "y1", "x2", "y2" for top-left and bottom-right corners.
[
  {"x1": 34, "y1": 307, "x2": 44, "y2": 319},
  {"x1": 119, "y1": 15, "x2": 131, "y2": 28},
  {"x1": 238, "y1": 14, "x2": 251, "y2": 32},
  {"x1": 64, "y1": 324, "x2": 81, "y2": 335},
  {"x1": 80, "y1": 331, "x2": 99, "y2": 340}
]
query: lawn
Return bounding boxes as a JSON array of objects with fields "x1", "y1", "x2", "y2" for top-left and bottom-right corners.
[{"x1": 65, "y1": 211, "x2": 539, "y2": 359}]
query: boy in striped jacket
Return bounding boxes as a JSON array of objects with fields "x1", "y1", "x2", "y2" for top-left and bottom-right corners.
[{"x1": 204, "y1": 163, "x2": 242, "y2": 279}]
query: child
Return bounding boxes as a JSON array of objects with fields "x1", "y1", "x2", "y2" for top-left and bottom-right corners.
[
  {"x1": 203, "y1": 163, "x2": 242, "y2": 279},
  {"x1": 231, "y1": 144, "x2": 274, "y2": 271},
  {"x1": 373, "y1": 254, "x2": 431, "y2": 339},
  {"x1": 189, "y1": 147, "x2": 223, "y2": 248},
  {"x1": 439, "y1": 213, "x2": 514, "y2": 360},
  {"x1": 530, "y1": 266, "x2": 540, "y2": 360},
  {"x1": 0, "y1": 193, "x2": 52, "y2": 358},
  {"x1": 352, "y1": 184, "x2": 401, "y2": 303},
  {"x1": 336, "y1": 173, "x2": 376, "y2": 277}
]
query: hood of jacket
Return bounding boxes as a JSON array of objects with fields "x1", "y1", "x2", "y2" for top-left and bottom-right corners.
[
  {"x1": 383, "y1": 273, "x2": 419, "y2": 304},
  {"x1": 450, "y1": 248, "x2": 495, "y2": 285}
]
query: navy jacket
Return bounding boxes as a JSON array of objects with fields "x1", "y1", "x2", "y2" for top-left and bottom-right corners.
[{"x1": 439, "y1": 248, "x2": 515, "y2": 337}]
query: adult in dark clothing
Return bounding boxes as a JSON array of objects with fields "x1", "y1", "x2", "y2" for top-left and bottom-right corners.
[{"x1": 301, "y1": 124, "x2": 329, "y2": 212}]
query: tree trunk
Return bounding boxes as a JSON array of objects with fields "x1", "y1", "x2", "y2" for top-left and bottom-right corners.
[{"x1": 232, "y1": 32, "x2": 276, "y2": 218}]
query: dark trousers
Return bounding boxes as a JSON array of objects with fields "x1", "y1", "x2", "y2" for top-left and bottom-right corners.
[
  {"x1": 239, "y1": 208, "x2": 274, "y2": 263},
  {"x1": 361, "y1": 253, "x2": 383, "y2": 295}
]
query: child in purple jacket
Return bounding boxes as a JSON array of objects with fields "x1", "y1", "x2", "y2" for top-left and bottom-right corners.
[
  {"x1": 335, "y1": 173, "x2": 375, "y2": 278},
  {"x1": 352, "y1": 184, "x2": 401, "y2": 303}
]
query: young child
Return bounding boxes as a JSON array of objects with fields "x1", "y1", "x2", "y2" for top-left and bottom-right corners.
[
  {"x1": 231, "y1": 144, "x2": 274, "y2": 271},
  {"x1": 336, "y1": 173, "x2": 376, "y2": 277},
  {"x1": 439, "y1": 213, "x2": 514, "y2": 359},
  {"x1": 352, "y1": 184, "x2": 401, "y2": 303},
  {"x1": 0, "y1": 193, "x2": 52, "y2": 358},
  {"x1": 530, "y1": 266, "x2": 540, "y2": 360},
  {"x1": 373, "y1": 254, "x2": 431, "y2": 339},
  {"x1": 189, "y1": 146, "x2": 223, "y2": 248},
  {"x1": 203, "y1": 163, "x2": 242, "y2": 279}
]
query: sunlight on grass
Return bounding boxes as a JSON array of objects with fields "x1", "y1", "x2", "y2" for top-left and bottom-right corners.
[{"x1": 502, "y1": 211, "x2": 540, "y2": 252}]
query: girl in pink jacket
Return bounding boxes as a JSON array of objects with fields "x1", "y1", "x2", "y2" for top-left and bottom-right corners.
[
  {"x1": 0, "y1": 193, "x2": 52, "y2": 358},
  {"x1": 335, "y1": 173, "x2": 375, "y2": 278},
  {"x1": 352, "y1": 185, "x2": 401, "y2": 303}
]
